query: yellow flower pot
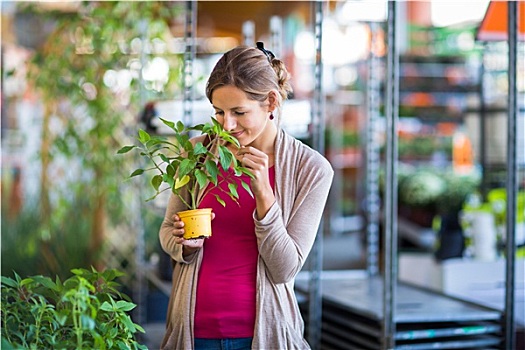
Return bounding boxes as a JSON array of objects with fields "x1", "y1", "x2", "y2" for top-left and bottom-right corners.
[{"x1": 178, "y1": 208, "x2": 212, "y2": 239}]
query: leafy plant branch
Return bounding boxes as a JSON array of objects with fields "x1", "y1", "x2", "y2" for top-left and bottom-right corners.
[{"x1": 118, "y1": 117, "x2": 254, "y2": 211}]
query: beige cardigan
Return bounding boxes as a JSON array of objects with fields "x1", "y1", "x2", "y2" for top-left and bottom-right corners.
[{"x1": 159, "y1": 129, "x2": 334, "y2": 349}]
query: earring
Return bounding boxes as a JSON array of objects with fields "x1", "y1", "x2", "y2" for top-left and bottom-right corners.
[{"x1": 269, "y1": 113, "x2": 274, "y2": 120}]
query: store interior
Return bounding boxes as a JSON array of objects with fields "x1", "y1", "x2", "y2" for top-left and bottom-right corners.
[{"x1": 1, "y1": 1, "x2": 524, "y2": 349}]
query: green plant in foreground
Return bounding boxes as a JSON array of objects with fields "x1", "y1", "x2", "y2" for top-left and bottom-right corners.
[
  {"x1": 118, "y1": 117, "x2": 253, "y2": 210},
  {"x1": 1, "y1": 268, "x2": 146, "y2": 350}
]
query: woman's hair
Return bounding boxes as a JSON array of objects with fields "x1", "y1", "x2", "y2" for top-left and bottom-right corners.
[{"x1": 205, "y1": 45, "x2": 292, "y2": 110}]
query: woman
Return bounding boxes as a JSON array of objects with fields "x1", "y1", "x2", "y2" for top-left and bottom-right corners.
[{"x1": 159, "y1": 42, "x2": 334, "y2": 350}]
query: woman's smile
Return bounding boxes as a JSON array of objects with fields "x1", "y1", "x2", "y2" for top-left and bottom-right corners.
[{"x1": 230, "y1": 130, "x2": 244, "y2": 138}]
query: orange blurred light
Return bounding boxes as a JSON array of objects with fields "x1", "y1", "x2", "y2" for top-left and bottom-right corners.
[{"x1": 476, "y1": 1, "x2": 525, "y2": 41}]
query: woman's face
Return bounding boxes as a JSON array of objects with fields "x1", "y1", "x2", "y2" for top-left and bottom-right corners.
[{"x1": 211, "y1": 85, "x2": 275, "y2": 148}]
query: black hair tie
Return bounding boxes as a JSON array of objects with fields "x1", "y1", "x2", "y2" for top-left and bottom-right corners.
[{"x1": 256, "y1": 42, "x2": 275, "y2": 63}]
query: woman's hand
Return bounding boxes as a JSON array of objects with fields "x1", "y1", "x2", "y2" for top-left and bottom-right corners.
[
  {"x1": 171, "y1": 213, "x2": 215, "y2": 255},
  {"x1": 237, "y1": 146, "x2": 272, "y2": 195},
  {"x1": 237, "y1": 146, "x2": 276, "y2": 219}
]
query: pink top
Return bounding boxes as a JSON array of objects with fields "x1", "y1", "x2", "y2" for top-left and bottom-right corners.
[{"x1": 194, "y1": 166, "x2": 275, "y2": 338}]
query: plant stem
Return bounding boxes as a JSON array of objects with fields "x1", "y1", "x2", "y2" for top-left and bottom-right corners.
[
  {"x1": 72, "y1": 297, "x2": 83, "y2": 350},
  {"x1": 33, "y1": 300, "x2": 45, "y2": 348}
]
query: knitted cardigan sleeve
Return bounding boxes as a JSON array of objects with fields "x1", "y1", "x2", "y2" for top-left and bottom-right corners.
[
  {"x1": 255, "y1": 130, "x2": 334, "y2": 284},
  {"x1": 252, "y1": 129, "x2": 334, "y2": 349}
]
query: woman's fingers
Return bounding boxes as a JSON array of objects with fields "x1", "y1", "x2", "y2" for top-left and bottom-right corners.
[{"x1": 172, "y1": 213, "x2": 209, "y2": 249}]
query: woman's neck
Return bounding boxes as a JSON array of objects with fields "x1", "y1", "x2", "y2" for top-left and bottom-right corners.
[{"x1": 249, "y1": 121, "x2": 277, "y2": 154}]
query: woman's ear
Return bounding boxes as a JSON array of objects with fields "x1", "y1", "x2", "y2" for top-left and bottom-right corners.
[{"x1": 267, "y1": 90, "x2": 279, "y2": 112}]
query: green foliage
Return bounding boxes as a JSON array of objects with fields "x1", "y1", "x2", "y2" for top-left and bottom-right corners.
[
  {"x1": 1, "y1": 203, "x2": 92, "y2": 280},
  {"x1": 11, "y1": 1, "x2": 183, "y2": 275},
  {"x1": 436, "y1": 172, "x2": 480, "y2": 214},
  {"x1": 1, "y1": 268, "x2": 146, "y2": 350},
  {"x1": 118, "y1": 118, "x2": 254, "y2": 211},
  {"x1": 398, "y1": 169, "x2": 447, "y2": 208},
  {"x1": 25, "y1": 1, "x2": 182, "y2": 223},
  {"x1": 395, "y1": 167, "x2": 480, "y2": 213}
]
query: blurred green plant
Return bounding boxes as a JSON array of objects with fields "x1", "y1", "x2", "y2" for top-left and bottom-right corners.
[
  {"x1": 1, "y1": 268, "x2": 145, "y2": 349},
  {"x1": 1, "y1": 203, "x2": 92, "y2": 279},
  {"x1": 436, "y1": 171, "x2": 480, "y2": 214},
  {"x1": 6, "y1": 2, "x2": 182, "y2": 273}
]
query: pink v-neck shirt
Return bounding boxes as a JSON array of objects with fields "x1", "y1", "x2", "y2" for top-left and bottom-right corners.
[{"x1": 194, "y1": 166, "x2": 276, "y2": 338}]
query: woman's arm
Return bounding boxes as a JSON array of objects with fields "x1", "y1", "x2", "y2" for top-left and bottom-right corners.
[{"x1": 255, "y1": 154, "x2": 334, "y2": 284}]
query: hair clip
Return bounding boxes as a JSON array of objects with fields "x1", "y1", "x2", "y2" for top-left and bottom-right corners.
[{"x1": 256, "y1": 42, "x2": 275, "y2": 63}]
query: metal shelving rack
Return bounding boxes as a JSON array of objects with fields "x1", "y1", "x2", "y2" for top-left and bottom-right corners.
[
  {"x1": 161, "y1": 2, "x2": 519, "y2": 350},
  {"x1": 299, "y1": 2, "x2": 519, "y2": 350}
]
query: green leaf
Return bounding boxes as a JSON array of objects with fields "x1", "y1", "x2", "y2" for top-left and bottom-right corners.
[
  {"x1": 241, "y1": 181, "x2": 253, "y2": 198},
  {"x1": 164, "y1": 173, "x2": 175, "y2": 188},
  {"x1": 159, "y1": 153, "x2": 170, "y2": 163},
  {"x1": 30, "y1": 276, "x2": 57, "y2": 290},
  {"x1": 20, "y1": 278, "x2": 35, "y2": 287},
  {"x1": 130, "y1": 169, "x2": 144, "y2": 177},
  {"x1": 167, "y1": 161, "x2": 177, "y2": 178},
  {"x1": 115, "y1": 300, "x2": 136, "y2": 312},
  {"x1": 211, "y1": 117, "x2": 221, "y2": 130},
  {"x1": 1, "y1": 276, "x2": 17, "y2": 288},
  {"x1": 100, "y1": 301, "x2": 113, "y2": 312},
  {"x1": 220, "y1": 133, "x2": 240, "y2": 147},
  {"x1": 241, "y1": 168, "x2": 255, "y2": 179},
  {"x1": 135, "y1": 324, "x2": 146, "y2": 334},
  {"x1": 138, "y1": 129, "x2": 150, "y2": 144},
  {"x1": 205, "y1": 160, "x2": 219, "y2": 183},
  {"x1": 228, "y1": 183, "x2": 239, "y2": 199},
  {"x1": 116, "y1": 145, "x2": 135, "y2": 154},
  {"x1": 176, "y1": 120, "x2": 185, "y2": 133},
  {"x1": 178, "y1": 159, "x2": 195, "y2": 177},
  {"x1": 214, "y1": 194, "x2": 226, "y2": 207},
  {"x1": 193, "y1": 142, "x2": 207, "y2": 155},
  {"x1": 195, "y1": 169, "x2": 208, "y2": 189},
  {"x1": 160, "y1": 117, "x2": 176, "y2": 130},
  {"x1": 80, "y1": 314, "x2": 96, "y2": 330},
  {"x1": 218, "y1": 145, "x2": 232, "y2": 170},
  {"x1": 151, "y1": 175, "x2": 162, "y2": 191}
]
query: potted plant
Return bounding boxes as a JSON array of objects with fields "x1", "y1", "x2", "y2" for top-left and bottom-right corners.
[
  {"x1": 1, "y1": 268, "x2": 146, "y2": 349},
  {"x1": 118, "y1": 117, "x2": 253, "y2": 239}
]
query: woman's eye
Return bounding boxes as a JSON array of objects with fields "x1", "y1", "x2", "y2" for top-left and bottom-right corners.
[
  {"x1": 214, "y1": 111, "x2": 224, "y2": 116},
  {"x1": 234, "y1": 111, "x2": 246, "y2": 116}
]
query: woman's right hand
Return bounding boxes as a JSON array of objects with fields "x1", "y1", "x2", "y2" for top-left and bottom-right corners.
[{"x1": 171, "y1": 213, "x2": 214, "y2": 255}]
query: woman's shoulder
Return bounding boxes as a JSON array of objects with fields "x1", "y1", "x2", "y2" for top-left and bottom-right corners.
[{"x1": 279, "y1": 130, "x2": 334, "y2": 175}]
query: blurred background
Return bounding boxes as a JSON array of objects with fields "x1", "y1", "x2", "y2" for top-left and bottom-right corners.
[{"x1": 1, "y1": 1, "x2": 524, "y2": 348}]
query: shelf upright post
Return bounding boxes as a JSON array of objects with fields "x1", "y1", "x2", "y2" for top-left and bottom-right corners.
[
  {"x1": 183, "y1": 0, "x2": 197, "y2": 127},
  {"x1": 479, "y1": 43, "x2": 488, "y2": 200},
  {"x1": 365, "y1": 21, "x2": 382, "y2": 277},
  {"x1": 504, "y1": 2, "x2": 518, "y2": 349},
  {"x1": 383, "y1": 2, "x2": 399, "y2": 349},
  {"x1": 269, "y1": 16, "x2": 283, "y2": 58},
  {"x1": 308, "y1": 1, "x2": 325, "y2": 349},
  {"x1": 133, "y1": 18, "x2": 149, "y2": 330},
  {"x1": 242, "y1": 20, "x2": 255, "y2": 47}
]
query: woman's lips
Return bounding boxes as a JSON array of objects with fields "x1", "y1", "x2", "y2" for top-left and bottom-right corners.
[{"x1": 230, "y1": 130, "x2": 244, "y2": 138}]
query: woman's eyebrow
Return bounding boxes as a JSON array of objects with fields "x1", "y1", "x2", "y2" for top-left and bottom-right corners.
[{"x1": 212, "y1": 105, "x2": 245, "y2": 111}]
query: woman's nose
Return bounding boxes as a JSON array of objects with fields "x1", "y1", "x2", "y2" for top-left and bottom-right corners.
[{"x1": 222, "y1": 113, "x2": 236, "y2": 131}]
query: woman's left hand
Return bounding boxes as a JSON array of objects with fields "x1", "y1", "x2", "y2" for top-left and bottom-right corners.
[
  {"x1": 237, "y1": 146, "x2": 271, "y2": 195},
  {"x1": 237, "y1": 146, "x2": 276, "y2": 219}
]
